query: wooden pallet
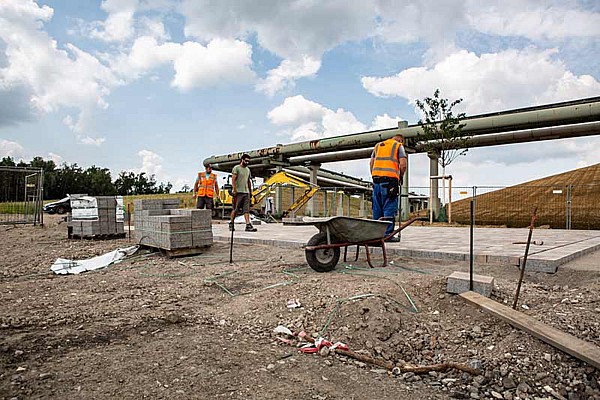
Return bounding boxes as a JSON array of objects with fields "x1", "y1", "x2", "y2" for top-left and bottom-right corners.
[
  {"x1": 69, "y1": 232, "x2": 127, "y2": 240},
  {"x1": 140, "y1": 244, "x2": 212, "y2": 258}
]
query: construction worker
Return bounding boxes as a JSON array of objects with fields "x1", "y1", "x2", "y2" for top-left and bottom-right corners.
[
  {"x1": 229, "y1": 154, "x2": 257, "y2": 232},
  {"x1": 370, "y1": 134, "x2": 407, "y2": 242},
  {"x1": 193, "y1": 163, "x2": 219, "y2": 210}
]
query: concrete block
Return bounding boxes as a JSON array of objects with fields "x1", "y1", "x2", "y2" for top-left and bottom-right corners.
[{"x1": 447, "y1": 271, "x2": 494, "y2": 298}]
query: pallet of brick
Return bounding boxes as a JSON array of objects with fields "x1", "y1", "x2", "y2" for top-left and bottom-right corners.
[
  {"x1": 133, "y1": 199, "x2": 212, "y2": 255},
  {"x1": 69, "y1": 195, "x2": 125, "y2": 239},
  {"x1": 134, "y1": 211, "x2": 212, "y2": 250}
]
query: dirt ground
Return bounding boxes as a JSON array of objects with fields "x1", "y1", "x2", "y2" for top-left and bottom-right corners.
[{"x1": 1, "y1": 215, "x2": 599, "y2": 399}]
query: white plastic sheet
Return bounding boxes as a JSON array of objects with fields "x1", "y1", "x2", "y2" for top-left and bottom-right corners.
[
  {"x1": 51, "y1": 245, "x2": 139, "y2": 275},
  {"x1": 71, "y1": 196, "x2": 99, "y2": 221}
]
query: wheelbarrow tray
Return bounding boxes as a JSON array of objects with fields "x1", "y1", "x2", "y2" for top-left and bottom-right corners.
[{"x1": 303, "y1": 216, "x2": 391, "y2": 243}]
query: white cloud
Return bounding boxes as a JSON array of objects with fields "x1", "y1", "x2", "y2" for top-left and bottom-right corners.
[
  {"x1": 0, "y1": 139, "x2": 25, "y2": 158},
  {"x1": 362, "y1": 48, "x2": 600, "y2": 115},
  {"x1": 137, "y1": 149, "x2": 163, "y2": 177},
  {"x1": 180, "y1": 0, "x2": 376, "y2": 59},
  {"x1": 468, "y1": 1, "x2": 600, "y2": 40},
  {"x1": 89, "y1": 0, "x2": 139, "y2": 42},
  {"x1": 111, "y1": 36, "x2": 255, "y2": 90},
  {"x1": 138, "y1": 16, "x2": 170, "y2": 41},
  {"x1": 171, "y1": 39, "x2": 255, "y2": 91},
  {"x1": 77, "y1": 135, "x2": 106, "y2": 146},
  {"x1": 322, "y1": 109, "x2": 366, "y2": 137},
  {"x1": 464, "y1": 137, "x2": 600, "y2": 167},
  {"x1": 47, "y1": 152, "x2": 63, "y2": 165},
  {"x1": 0, "y1": 140, "x2": 64, "y2": 165},
  {"x1": 256, "y1": 56, "x2": 321, "y2": 96},
  {"x1": 375, "y1": 0, "x2": 467, "y2": 63},
  {"x1": 368, "y1": 114, "x2": 405, "y2": 131},
  {"x1": 0, "y1": 0, "x2": 118, "y2": 133},
  {"x1": 268, "y1": 95, "x2": 406, "y2": 142},
  {"x1": 267, "y1": 95, "x2": 327, "y2": 126},
  {"x1": 180, "y1": 0, "x2": 376, "y2": 94}
]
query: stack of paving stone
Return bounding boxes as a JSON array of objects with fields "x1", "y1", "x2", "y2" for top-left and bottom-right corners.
[
  {"x1": 69, "y1": 196, "x2": 125, "y2": 238},
  {"x1": 133, "y1": 199, "x2": 213, "y2": 250}
]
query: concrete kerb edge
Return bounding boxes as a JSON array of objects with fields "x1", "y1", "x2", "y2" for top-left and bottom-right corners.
[
  {"x1": 213, "y1": 232, "x2": 599, "y2": 273},
  {"x1": 214, "y1": 235, "x2": 305, "y2": 250}
]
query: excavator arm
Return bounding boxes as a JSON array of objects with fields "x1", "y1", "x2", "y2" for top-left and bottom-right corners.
[
  {"x1": 215, "y1": 171, "x2": 320, "y2": 219},
  {"x1": 252, "y1": 171, "x2": 319, "y2": 216}
]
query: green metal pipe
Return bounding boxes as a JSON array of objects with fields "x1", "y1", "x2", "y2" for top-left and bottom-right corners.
[{"x1": 206, "y1": 97, "x2": 600, "y2": 170}]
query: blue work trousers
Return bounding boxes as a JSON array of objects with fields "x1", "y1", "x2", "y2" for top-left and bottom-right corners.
[{"x1": 372, "y1": 182, "x2": 398, "y2": 236}]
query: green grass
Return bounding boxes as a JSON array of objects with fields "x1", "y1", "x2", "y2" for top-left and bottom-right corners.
[{"x1": 0, "y1": 201, "x2": 37, "y2": 215}]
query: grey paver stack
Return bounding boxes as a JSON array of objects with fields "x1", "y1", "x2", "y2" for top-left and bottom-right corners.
[
  {"x1": 133, "y1": 199, "x2": 213, "y2": 250},
  {"x1": 69, "y1": 196, "x2": 125, "y2": 237}
]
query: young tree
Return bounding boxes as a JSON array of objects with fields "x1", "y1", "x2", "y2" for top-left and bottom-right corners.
[
  {"x1": 415, "y1": 89, "x2": 469, "y2": 170},
  {"x1": 415, "y1": 89, "x2": 469, "y2": 221}
]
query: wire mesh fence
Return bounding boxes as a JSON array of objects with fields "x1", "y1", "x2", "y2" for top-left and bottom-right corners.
[
  {"x1": 409, "y1": 184, "x2": 600, "y2": 229},
  {"x1": 259, "y1": 186, "x2": 369, "y2": 218},
  {"x1": 266, "y1": 183, "x2": 600, "y2": 230},
  {"x1": 0, "y1": 166, "x2": 44, "y2": 225}
]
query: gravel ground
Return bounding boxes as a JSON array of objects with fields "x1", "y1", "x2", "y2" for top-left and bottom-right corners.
[{"x1": 1, "y1": 215, "x2": 598, "y2": 399}]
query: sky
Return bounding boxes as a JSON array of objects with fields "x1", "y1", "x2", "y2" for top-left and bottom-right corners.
[{"x1": 1, "y1": 0, "x2": 599, "y2": 192}]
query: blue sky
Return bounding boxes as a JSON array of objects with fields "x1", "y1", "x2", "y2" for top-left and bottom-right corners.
[{"x1": 1, "y1": 0, "x2": 599, "y2": 192}]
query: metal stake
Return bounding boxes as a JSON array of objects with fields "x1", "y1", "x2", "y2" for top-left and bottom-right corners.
[
  {"x1": 513, "y1": 207, "x2": 538, "y2": 310},
  {"x1": 229, "y1": 196, "x2": 237, "y2": 264},
  {"x1": 469, "y1": 199, "x2": 474, "y2": 291},
  {"x1": 127, "y1": 203, "x2": 131, "y2": 241}
]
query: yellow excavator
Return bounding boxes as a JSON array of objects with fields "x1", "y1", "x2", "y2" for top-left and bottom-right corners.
[{"x1": 214, "y1": 171, "x2": 319, "y2": 220}]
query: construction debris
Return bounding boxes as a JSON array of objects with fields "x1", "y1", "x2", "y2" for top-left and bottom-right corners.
[{"x1": 50, "y1": 245, "x2": 138, "y2": 275}]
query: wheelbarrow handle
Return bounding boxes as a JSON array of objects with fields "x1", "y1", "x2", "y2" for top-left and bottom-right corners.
[{"x1": 384, "y1": 216, "x2": 425, "y2": 241}]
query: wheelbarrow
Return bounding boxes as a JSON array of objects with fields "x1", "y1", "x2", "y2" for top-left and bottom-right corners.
[{"x1": 303, "y1": 216, "x2": 422, "y2": 272}]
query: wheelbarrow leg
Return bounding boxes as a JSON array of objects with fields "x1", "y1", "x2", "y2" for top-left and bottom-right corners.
[
  {"x1": 343, "y1": 245, "x2": 361, "y2": 263},
  {"x1": 364, "y1": 240, "x2": 387, "y2": 268}
]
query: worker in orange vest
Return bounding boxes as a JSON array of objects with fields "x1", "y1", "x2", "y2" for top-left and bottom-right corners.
[
  {"x1": 193, "y1": 163, "x2": 220, "y2": 210},
  {"x1": 370, "y1": 134, "x2": 407, "y2": 242}
]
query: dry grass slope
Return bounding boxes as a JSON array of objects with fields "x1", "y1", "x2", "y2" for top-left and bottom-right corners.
[{"x1": 451, "y1": 163, "x2": 600, "y2": 229}]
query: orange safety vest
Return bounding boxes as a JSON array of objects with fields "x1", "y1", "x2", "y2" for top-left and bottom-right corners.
[
  {"x1": 197, "y1": 172, "x2": 217, "y2": 197},
  {"x1": 371, "y1": 138, "x2": 401, "y2": 179}
]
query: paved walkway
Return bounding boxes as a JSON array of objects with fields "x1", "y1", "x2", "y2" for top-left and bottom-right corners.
[{"x1": 213, "y1": 222, "x2": 600, "y2": 273}]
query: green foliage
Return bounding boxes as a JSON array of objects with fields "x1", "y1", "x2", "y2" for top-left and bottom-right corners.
[
  {"x1": 415, "y1": 89, "x2": 469, "y2": 168},
  {"x1": 114, "y1": 171, "x2": 172, "y2": 195},
  {"x1": 2, "y1": 157, "x2": 173, "y2": 199},
  {"x1": 1, "y1": 156, "x2": 16, "y2": 166}
]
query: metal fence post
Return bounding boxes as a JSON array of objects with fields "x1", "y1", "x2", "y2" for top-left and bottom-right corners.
[
  {"x1": 566, "y1": 184, "x2": 572, "y2": 230},
  {"x1": 473, "y1": 186, "x2": 477, "y2": 228}
]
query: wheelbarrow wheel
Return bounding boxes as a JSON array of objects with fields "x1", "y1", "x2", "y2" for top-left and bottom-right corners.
[{"x1": 305, "y1": 232, "x2": 340, "y2": 272}]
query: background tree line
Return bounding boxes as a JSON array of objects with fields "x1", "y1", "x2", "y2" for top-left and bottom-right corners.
[{"x1": 1, "y1": 156, "x2": 172, "y2": 200}]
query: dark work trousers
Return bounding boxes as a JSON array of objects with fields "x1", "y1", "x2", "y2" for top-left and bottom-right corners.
[{"x1": 196, "y1": 196, "x2": 214, "y2": 209}]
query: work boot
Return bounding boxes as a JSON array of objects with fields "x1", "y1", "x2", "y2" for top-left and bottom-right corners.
[
  {"x1": 228, "y1": 222, "x2": 235, "y2": 231},
  {"x1": 245, "y1": 223, "x2": 257, "y2": 232}
]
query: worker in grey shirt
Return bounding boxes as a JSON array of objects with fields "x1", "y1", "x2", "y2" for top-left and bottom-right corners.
[{"x1": 229, "y1": 153, "x2": 257, "y2": 232}]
